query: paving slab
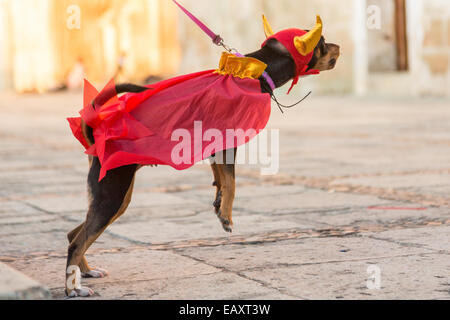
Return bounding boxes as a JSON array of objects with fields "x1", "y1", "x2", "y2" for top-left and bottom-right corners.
[
  {"x1": 233, "y1": 188, "x2": 394, "y2": 214},
  {"x1": 55, "y1": 272, "x2": 297, "y2": 300},
  {"x1": 177, "y1": 236, "x2": 432, "y2": 272},
  {"x1": 0, "y1": 262, "x2": 51, "y2": 300},
  {"x1": 295, "y1": 205, "x2": 447, "y2": 227},
  {"x1": 0, "y1": 229, "x2": 133, "y2": 257},
  {"x1": 0, "y1": 200, "x2": 46, "y2": 216},
  {"x1": 366, "y1": 225, "x2": 450, "y2": 252},
  {"x1": 107, "y1": 209, "x2": 317, "y2": 244},
  {"x1": 24, "y1": 195, "x2": 88, "y2": 213},
  {"x1": 332, "y1": 173, "x2": 450, "y2": 190},
  {"x1": 241, "y1": 252, "x2": 449, "y2": 299}
]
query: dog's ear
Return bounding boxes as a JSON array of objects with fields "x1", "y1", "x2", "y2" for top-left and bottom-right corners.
[
  {"x1": 313, "y1": 37, "x2": 326, "y2": 59},
  {"x1": 264, "y1": 38, "x2": 292, "y2": 57}
]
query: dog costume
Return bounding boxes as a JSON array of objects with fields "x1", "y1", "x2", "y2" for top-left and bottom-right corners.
[{"x1": 68, "y1": 16, "x2": 323, "y2": 181}]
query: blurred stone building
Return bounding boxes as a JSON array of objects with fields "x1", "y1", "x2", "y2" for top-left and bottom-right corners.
[
  {"x1": 0, "y1": 0, "x2": 180, "y2": 92},
  {"x1": 0, "y1": 0, "x2": 449, "y2": 97}
]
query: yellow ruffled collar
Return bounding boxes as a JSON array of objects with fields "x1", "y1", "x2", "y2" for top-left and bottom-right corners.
[{"x1": 215, "y1": 52, "x2": 267, "y2": 80}]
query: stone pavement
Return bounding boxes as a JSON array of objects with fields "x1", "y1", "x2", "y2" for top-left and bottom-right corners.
[
  {"x1": 0, "y1": 91, "x2": 449, "y2": 299},
  {"x1": 0, "y1": 262, "x2": 51, "y2": 299}
]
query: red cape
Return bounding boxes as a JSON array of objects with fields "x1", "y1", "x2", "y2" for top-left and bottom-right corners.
[{"x1": 68, "y1": 70, "x2": 271, "y2": 181}]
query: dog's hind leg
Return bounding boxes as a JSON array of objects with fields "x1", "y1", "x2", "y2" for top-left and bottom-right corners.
[
  {"x1": 66, "y1": 154, "x2": 124, "y2": 279},
  {"x1": 67, "y1": 222, "x2": 110, "y2": 279},
  {"x1": 65, "y1": 158, "x2": 137, "y2": 297},
  {"x1": 67, "y1": 223, "x2": 92, "y2": 275},
  {"x1": 67, "y1": 152, "x2": 94, "y2": 276}
]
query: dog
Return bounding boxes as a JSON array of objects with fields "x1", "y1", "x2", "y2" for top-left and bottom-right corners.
[{"x1": 65, "y1": 18, "x2": 340, "y2": 297}]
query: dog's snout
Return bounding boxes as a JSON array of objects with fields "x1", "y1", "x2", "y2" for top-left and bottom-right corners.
[{"x1": 329, "y1": 44, "x2": 340, "y2": 56}]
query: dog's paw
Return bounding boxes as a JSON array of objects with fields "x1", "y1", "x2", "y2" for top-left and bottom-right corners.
[
  {"x1": 66, "y1": 287, "x2": 95, "y2": 298},
  {"x1": 221, "y1": 219, "x2": 233, "y2": 233},
  {"x1": 218, "y1": 212, "x2": 233, "y2": 233},
  {"x1": 82, "y1": 268, "x2": 109, "y2": 279}
]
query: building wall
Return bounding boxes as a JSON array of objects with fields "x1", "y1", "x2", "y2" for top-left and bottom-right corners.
[
  {"x1": 1, "y1": 0, "x2": 180, "y2": 93},
  {"x1": 49, "y1": 0, "x2": 180, "y2": 85},
  {"x1": 367, "y1": 0, "x2": 397, "y2": 72},
  {"x1": 0, "y1": 0, "x2": 12, "y2": 90},
  {"x1": 418, "y1": 0, "x2": 450, "y2": 96},
  {"x1": 9, "y1": 0, "x2": 58, "y2": 93},
  {"x1": 366, "y1": 0, "x2": 450, "y2": 97}
]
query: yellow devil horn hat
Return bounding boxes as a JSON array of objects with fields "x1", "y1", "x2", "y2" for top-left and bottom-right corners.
[
  {"x1": 294, "y1": 15, "x2": 323, "y2": 55},
  {"x1": 262, "y1": 14, "x2": 274, "y2": 38}
]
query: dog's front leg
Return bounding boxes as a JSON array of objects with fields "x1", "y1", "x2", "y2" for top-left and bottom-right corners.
[
  {"x1": 215, "y1": 149, "x2": 236, "y2": 232},
  {"x1": 210, "y1": 162, "x2": 222, "y2": 215}
]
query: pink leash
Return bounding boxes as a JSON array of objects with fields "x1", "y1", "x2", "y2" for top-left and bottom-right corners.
[
  {"x1": 173, "y1": 0, "x2": 223, "y2": 45},
  {"x1": 172, "y1": 0, "x2": 276, "y2": 91}
]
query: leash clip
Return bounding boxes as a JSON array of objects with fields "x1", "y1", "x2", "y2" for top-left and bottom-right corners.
[
  {"x1": 216, "y1": 37, "x2": 238, "y2": 54},
  {"x1": 213, "y1": 35, "x2": 223, "y2": 46}
]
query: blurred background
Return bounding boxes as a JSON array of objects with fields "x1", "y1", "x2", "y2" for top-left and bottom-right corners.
[{"x1": 0, "y1": 0, "x2": 449, "y2": 97}]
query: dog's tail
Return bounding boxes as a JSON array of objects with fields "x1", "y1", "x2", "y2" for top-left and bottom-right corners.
[{"x1": 81, "y1": 83, "x2": 152, "y2": 147}]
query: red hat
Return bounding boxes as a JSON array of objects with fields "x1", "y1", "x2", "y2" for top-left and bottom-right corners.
[{"x1": 261, "y1": 16, "x2": 323, "y2": 94}]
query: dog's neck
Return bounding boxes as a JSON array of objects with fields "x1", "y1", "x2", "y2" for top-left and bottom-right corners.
[{"x1": 245, "y1": 39, "x2": 296, "y2": 93}]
